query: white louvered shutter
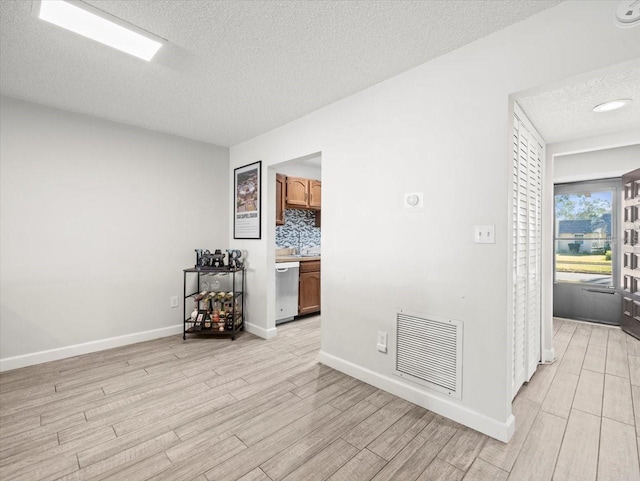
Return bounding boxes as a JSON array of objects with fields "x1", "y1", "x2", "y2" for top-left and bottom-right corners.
[
  {"x1": 526, "y1": 135, "x2": 542, "y2": 380},
  {"x1": 512, "y1": 105, "x2": 544, "y2": 399},
  {"x1": 512, "y1": 120, "x2": 526, "y2": 394}
]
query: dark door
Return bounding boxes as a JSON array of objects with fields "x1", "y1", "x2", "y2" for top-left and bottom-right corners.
[{"x1": 622, "y1": 167, "x2": 640, "y2": 339}]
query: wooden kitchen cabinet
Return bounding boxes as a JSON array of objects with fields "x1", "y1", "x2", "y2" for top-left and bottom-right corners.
[
  {"x1": 285, "y1": 176, "x2": 321, "y2": 210},
  {"x1": 285, "y1": 176, "x2": 309, "y2": 208},
  {"x1": 299, "y1": 260, "x2": 321, "y2": 315},
  {"x1": 275, "y1": 173, "x2": 286, "y2": 225},
  {"x1": 309, "y1": 180, "x2": 321, "y2": 209}
]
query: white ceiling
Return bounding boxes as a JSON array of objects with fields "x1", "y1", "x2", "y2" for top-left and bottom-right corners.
[
  {"x1": 0, "y1": 0, "x2": 561, "y2": 147},
  {"x1": 517, "y1": 66, "x2": 640, "y2": 144}
]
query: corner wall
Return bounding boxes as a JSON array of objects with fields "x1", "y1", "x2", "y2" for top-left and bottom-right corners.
[
  {"x1": 229, "y1": 2, "x2": 640, "y2": 441},
  {"x1": 0, "y1": 96, "x2": 230, "y2": 370}
]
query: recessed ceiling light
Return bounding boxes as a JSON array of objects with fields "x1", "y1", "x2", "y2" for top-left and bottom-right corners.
[
  {"x1": 36, "y1": 0, "x2": 163, "y2": 61},
  {"x1": 592, "y1": 98, "x2": 632, "y2": 113}
]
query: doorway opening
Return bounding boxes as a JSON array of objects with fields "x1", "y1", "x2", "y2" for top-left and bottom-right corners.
[
  {"x1": 269, "y1": 152, "x2": 322, "y2": 329},
  {"x1": 553, "y1": 178, "x2": 621, "y2": 325},
  {"x1": 509, "y1": 60, "x2": 639, "y2": 365}
]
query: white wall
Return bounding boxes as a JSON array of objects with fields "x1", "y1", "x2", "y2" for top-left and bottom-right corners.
[
  {"x1": 554, "y1": 143, "x2": 640, "y2": 183},
  {"x1": 229, "y1": 1, "x2": 640, "y2": 441},
  {"x1": 274, "y1": 163, "x2": 321, "y2": 181},
  {"x1": 0, "y1": 96, "x2": 229, "y2": 370},
  {"x1": 274, "y1": 154, "x2": 322, "y2": 180}
]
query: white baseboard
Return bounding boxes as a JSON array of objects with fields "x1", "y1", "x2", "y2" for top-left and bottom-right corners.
[
  {"x1": 0, "y1": 324, "x2": 183, "y2": 372},
  {"x1": 319, "y1": 350, "x2": 515, "y2": 442},
  {"x1": 542, "y1": 347, "x2": 556, "y2": 364},
  {"x1": 244, "y1": 322, "x2": 277, "y2": 340}
]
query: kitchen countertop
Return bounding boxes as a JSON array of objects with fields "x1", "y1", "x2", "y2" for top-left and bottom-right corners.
[
  {"x1": 276, "y1": 256, "x2": 321, "y2": 263},
  {"x1": 276, "y1": 247, "x2": 320, "y2": 263}
]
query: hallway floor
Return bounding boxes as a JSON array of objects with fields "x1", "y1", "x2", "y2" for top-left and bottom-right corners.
[
  {"x1": 0, "y1": 316, "x2": 638, "y2": 480},
  {"x1": 508, "y1": 317, "x2": 640, "y2": 481}
]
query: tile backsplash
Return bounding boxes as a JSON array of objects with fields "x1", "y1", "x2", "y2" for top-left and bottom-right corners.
[{"x1": 276, "y1": 209, "x2": 321, "y2": 251}]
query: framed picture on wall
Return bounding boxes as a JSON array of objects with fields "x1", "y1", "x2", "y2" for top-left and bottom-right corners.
[{"x1": 234, "y1": 161, "x2": 262, "y2": 239}]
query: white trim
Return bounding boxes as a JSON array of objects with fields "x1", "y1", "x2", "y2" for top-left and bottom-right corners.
[
  {"x1": 542, "y1": 347, "x2": 556, "y2": 364},
  {"x1": 514, "y1": 103, "x2": 545, "y2": 145},
  {"x1": 245, "y1": 321, "x2": 277, "y2": 339},
  {"x1": 0, "y1": 324, "x2": 182, "y2": 372},
  {"x1": 319, "y1": 350, "x2": 515, "y2": 442}
]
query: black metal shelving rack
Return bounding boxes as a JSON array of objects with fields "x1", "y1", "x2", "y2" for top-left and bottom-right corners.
[{"x1": 183, "y1": 267, "x2": 245, "y2": 341}]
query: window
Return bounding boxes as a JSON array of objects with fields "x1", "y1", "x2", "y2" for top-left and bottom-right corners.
[{"x1": 554, "y1": 189, "x2": 613, "y2": 286}]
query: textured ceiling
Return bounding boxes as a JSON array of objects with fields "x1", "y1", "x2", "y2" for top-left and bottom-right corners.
[
  {"x1": 1, "y1": 0, "x2": 561, "y2": 147},
  {"x1": 517, "y1": 67, "x2": 640, "y2": 144}
]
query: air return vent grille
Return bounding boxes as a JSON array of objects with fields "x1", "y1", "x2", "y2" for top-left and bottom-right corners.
[{"x1": 394, "y1": 312, "x2": 462, "y2": 399}]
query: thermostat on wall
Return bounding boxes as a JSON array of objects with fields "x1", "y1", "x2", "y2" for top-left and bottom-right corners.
[{"x1": 404, "y1": 192, "x2": 424, "y2": 210}]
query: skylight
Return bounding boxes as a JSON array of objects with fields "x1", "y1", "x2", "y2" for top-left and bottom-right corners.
[{"x1": 37, "y1": 0, "x2": 163, "y2": 61}]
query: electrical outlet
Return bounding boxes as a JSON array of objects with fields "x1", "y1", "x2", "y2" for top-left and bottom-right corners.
[
  {"x1": 170, "y1": 296, "x2": 179, "y2": 308},
  {"x1": 377, "y1": 331, "x2": 387, "y2": 353}
]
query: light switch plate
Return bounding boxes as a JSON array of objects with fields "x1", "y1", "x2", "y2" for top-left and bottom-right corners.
[{"x1": 474, "y1": 225, "x2": 495, "y2": 244}]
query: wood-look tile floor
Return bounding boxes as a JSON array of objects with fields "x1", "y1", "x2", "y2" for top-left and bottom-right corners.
[{"x1": 1, "y1": 316, "x2": 639, "y2": 481}]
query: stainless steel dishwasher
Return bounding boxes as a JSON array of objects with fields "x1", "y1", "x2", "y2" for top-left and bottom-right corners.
[{"x1": 275, "y1": 261, "x2": 299, "y2": 324}]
